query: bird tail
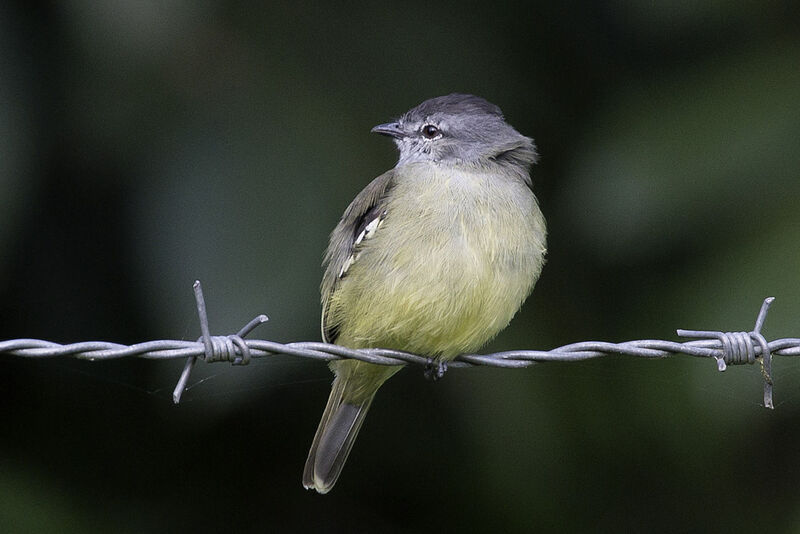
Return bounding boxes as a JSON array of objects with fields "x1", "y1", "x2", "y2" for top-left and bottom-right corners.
[{"x1": 302, "y1": 374, "x2": 376, "y2": 494}]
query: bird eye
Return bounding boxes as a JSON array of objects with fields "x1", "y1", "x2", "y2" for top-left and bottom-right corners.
[{"x1": 421, "y1": 124, "x2": 440, "y2": 139}]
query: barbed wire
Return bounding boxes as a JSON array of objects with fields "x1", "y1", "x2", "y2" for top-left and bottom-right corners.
[{"x1": 2, "y1": 281, "x2": 796, "y2": 408}]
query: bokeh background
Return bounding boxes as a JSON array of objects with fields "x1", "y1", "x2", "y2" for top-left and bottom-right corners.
[{"x1": 2, "y1": 2, "x2": 800, "y2": 532}]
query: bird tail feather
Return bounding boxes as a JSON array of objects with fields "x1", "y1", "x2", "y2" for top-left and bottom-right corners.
[{"x1": 302, "y1": 375, "x2": 375, "y2": 494}]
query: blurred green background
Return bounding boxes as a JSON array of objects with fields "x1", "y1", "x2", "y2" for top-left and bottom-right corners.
[{"x1": 1, "y1": 1, "x2": 800, "y2": 532}]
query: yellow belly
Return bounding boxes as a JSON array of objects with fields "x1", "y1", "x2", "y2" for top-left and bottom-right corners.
[{"x1": 328, "y1": 162, "x2": 546, "y2": 358}]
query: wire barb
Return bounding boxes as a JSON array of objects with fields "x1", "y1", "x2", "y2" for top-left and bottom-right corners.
[
  {"x1": 1, "y1": 284, "x2": 796, "y2": 409},
  {"x1": 677, "y1": 297, "x2": 775, "y2": 409},
  {"x1": 172, "y1": 281, "x2": 269, "y2": 403}
]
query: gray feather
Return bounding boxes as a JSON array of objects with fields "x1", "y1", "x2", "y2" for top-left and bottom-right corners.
[
  {"x1": 302, "y1": 375, "x2": 377, "y2": 494},
  {"x1": 400, "y1": 93, "x2": 503, "y2": 121},
  {"x1": 320, "y1": 170, "x2": 395, "y2": 343}
]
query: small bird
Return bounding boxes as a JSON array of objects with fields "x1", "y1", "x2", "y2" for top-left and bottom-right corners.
[{"x1": 303, "y1": 94, "x2": 547, "y2": 493}]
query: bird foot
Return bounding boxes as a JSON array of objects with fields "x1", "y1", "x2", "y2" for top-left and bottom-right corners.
[{"x1": 424, "y1": 359, "x2": 448, "y2": 381}]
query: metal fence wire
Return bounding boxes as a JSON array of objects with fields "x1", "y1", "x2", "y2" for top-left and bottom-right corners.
[{"x1": 2, "y1": 281, "x2": 797, "y2": 408}]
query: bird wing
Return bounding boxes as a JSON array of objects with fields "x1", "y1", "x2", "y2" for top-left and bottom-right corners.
[{"x1": 321, "y1": 170, "x2": 396, "y2": 344}]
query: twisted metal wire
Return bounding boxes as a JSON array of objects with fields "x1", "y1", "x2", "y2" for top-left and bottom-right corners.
[{"x1": 2, "y1": 282, "x2": 795, "y2": 408}]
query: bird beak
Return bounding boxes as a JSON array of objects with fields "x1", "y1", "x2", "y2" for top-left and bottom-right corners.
[{"x1": 370, "y1": 122, "x2": 405, "y2": 139}]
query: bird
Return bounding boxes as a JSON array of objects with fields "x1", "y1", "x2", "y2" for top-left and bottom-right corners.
[{"x1": 303, "y1": 93, "x2": 547, "y2": 493}]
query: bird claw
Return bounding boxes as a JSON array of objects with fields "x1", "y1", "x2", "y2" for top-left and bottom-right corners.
[{"x1": 424, "y1": 359, "x2": 447, "y2": 381}]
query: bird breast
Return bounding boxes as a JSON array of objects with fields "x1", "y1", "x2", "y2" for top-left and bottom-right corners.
[{"x1": 330, "y1": 162, "x2": 546, "y2": 358}]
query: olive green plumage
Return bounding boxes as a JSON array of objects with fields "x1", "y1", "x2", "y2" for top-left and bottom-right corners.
[{"x1": 303, "y1": 94, "x2": 546, "y2": 494}]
